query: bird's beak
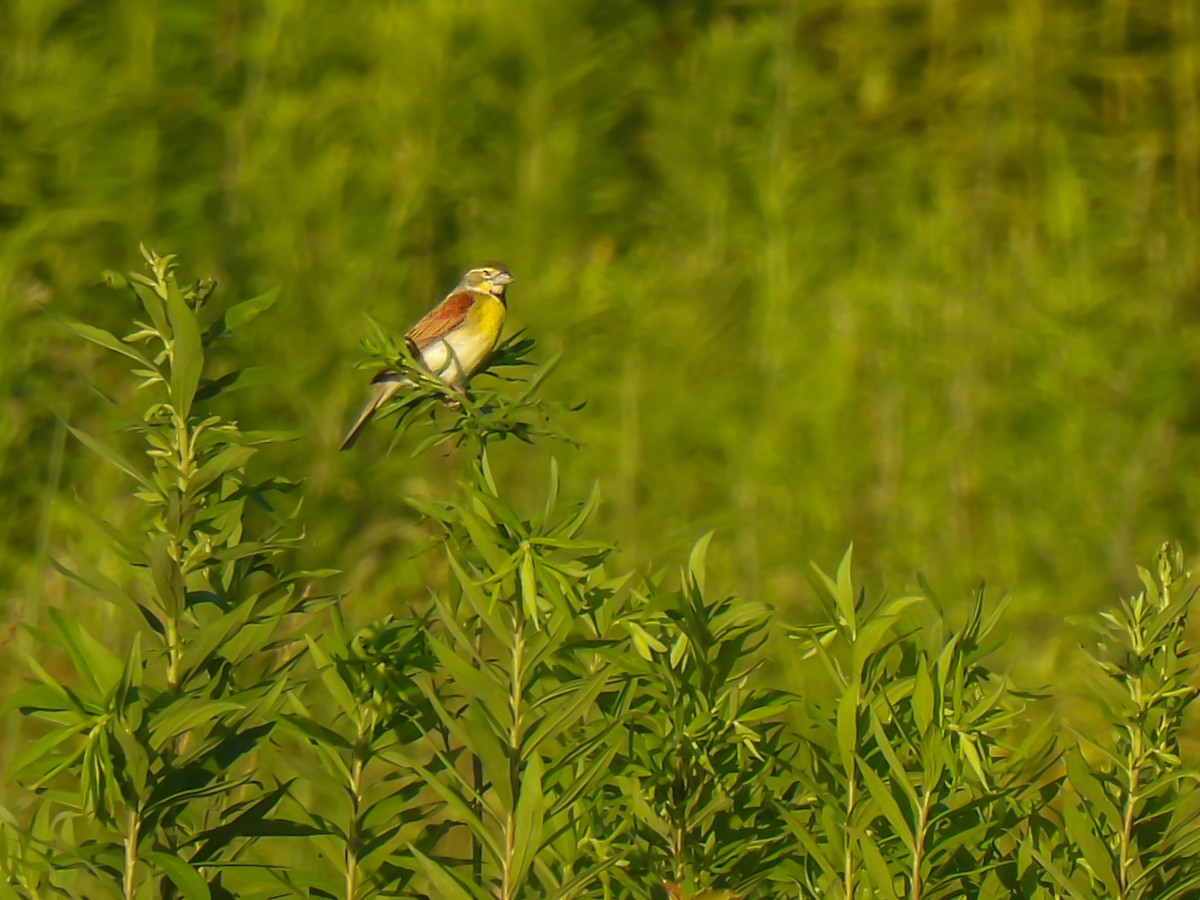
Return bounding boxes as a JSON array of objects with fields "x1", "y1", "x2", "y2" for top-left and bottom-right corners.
[{"x1": 493, "y1": 271, "x2": 514, "y2": 286}]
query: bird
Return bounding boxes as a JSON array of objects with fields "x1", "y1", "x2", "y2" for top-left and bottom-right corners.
[{"x1": 339, "y1": 262, "x2": 513, "y2": 450}]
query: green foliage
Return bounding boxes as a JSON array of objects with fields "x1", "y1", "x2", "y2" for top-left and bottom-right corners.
[
  {"x1": 398, "y1": 453, "x2": 631, "y2": 898},
  {"x1": 2, "y1": 249, "x2": 331, "y2": 897},
  {"x1": 786, "y1": 553, "x2": 1061, "y2": 899},
  {"x1": 275, "y1": 608, "x2": 443, "y2": 898},
  {"x1": 611, "y1": 534, "x2": 795, "y2": 897},
  {"x1": 1049, "y1": 542, "x2": 1200, "y2": 899},
  {"x1": 8, "y1": 246, "x2": 1200, "y2": 897}
]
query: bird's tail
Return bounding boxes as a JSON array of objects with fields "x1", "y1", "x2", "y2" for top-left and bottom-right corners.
[{"x1": 339, "y1": 375, "x2": 410, "y2": 451}]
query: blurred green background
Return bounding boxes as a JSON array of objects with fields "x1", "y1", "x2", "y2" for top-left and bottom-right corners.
[{"x1": 3, "y1": 0, "x2": 1199, "y2": 690}]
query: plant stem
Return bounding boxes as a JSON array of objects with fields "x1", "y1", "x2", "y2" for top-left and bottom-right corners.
[
  {"x1": 123, "y1": 807, "x2": 141, "y2": 900},
  {"x1": 845, "y1": 771, "x2": 857, "y2": 900},
  {"x1": 501, "y1": 613, "x2": 526, "y2": 900},
  {"x1": 845, "y1": 677, "x2": 862, "y2": 899},
  {"x1": 346, "y1": 721, "x2": 367, "y2": 900},
  {"x1": 472, "y1": 621, "x2": 485, "y2": 888},
  {"x1": 1119, "y1": 732, "x2": 1142, "y2": 898},
  {"x1": 911, "y1": 791, "x2": 931, "y2": 900}
]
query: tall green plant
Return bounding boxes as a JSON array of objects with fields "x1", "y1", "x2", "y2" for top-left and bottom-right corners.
[
  {"x1": 394, "y1": 452, "x2": 632, "y2": 899},
  {"x1": 273, "y1": 607, "x2": 444, "y2": 898},
  {"x1": 611, "y1": 534, "x2": 796, "y2": 898},
  {"x1": 786, "y1": 550, "x2": 1059, "y2": 899},
  {"x1": 1051, "y1": 541, "x2": 1200, "y2": 899},
  {"x1": 1, "y1": 248, "x2": 329, "y2": 898}
]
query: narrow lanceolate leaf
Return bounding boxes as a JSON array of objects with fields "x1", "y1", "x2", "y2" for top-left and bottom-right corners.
[
  {"x1": 556, "y1": 481, "x2": 599, "y2": 540},
  {"x1": 687, "y1": 531, "x2": 714, "y2": 595},
  {"x1": 1065, "y1": 746, "x2": 1119, "y2": 827},
  {"x1": 541, "y1": 457, "x2": 560, "y2": 526},
  {"x1": 67, "y1": 320, "x2": 156, "y2": 368},
  {"x1": 398, "y1": 754, "x2": 502, "y2": 864},
  {"x1": 47, "y1": 607, "x2": 123, "y2": 700},
  {"x1": 409, "y1": 845, "x2": 485, "y2": 900},
  {"x1": 225, "y1": 285, "x2": 280, "y2": 331},
  {"x1": 1062, "y1": 799, "x2": 1118, "y2": 895},
  {"x1": 834, "y1": 544, "x2": 857, "y2": 634},
  {"x1": 145, "y1": 850, "x2": 211, "y2": 900},
  {"x1": 856, "y1": 756, "x2": 915, "y2": 856},
  {"x1": 166, "y1": 279, "x2": 204, "y2": 420},
  {"x1": 132, "y1": 276, "x2": 171, "y2": 335},
  {"x1": 48, "y1": 556, "x2": 151, "y2": 626},
  {"x1": 525, "y1": 672, "x2": 611, "y2": 759},
  {"x1": 7, "y1": 721, "x2": 89, "y2": 779},
  {"x1": 426, "y1": 632, "x2": 509, "y2": 724},
  {"x1": 149, "y1": 533, "x2": 185, "y2": 619},
  {"x1": 837, "y1": 682, "x2": 860, "y2": 774},
  {"x1": 510, "y1": 753, "x2": 546, "y2": 891},
  {"x1": 147, "y1": 699, "x2": 245, "y2": 750},
  {"x1": 66, "y1": 425, "x2": 155, "y2": 491},
  {"x1": 306, "y1": 636, "x2": 359, "y2": 720},
  {"x1": 851, "y1": 595, "x2": 923, "y2": 671},
  {"x1": 189, "y1": 444, "x2": 256, "y2": 495},
  {"x1": 858, "y1": 834, "x2": 900, "y2": 900}
]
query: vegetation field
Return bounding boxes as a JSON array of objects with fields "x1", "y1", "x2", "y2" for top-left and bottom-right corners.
[{"x1": 3, "y1": 1, "x2": 1200, "y2": 897}]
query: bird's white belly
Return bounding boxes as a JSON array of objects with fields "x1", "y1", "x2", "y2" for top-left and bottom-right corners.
[{"x1": 420, "y1": 328, "x2": 492, "y2": 385}]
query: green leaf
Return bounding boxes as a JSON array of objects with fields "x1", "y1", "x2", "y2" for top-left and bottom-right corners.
[
  {"x1": 426, "y1": 633, "x2": 509, "y2": 726},
  {"x1": 510, "y1": 753, "x2": 546, "y2": 890},
  {"x1": 1062, "y1": 797, "x2": 1118, "y2": 895},
  {"x1": 66, "y1": 424, "x2": 154, "y2": 491},
  {"x1": 225, "y1": 285, "x2": 280, "y2": 331},
  {"x1": 852, "y1": 595, "x2": 923, "y2": 671},
  {"x1": 7, "y1": 721, "x2": 89, "y2": 779},
  {"x1": 66, "y1": 320, "x2": 155, "y2": 369},
  {"x1": 447, "y1": 553, "x2": 509, "y2": 639},
  {"x1": 556, "y1": 481, "x2": 599, "y2": 540},
  {"x1": 148, "y1": 699, "x2": 244, "y2": 750},
  {"x1": 687, "y1": 531, "x2": 714, "y2": 595},
  {"x1": 457, "y1": 501, "x2": 509, "y2": 572},
  {"x1": 191, "y1": 782, "x2": 296, "y2": 862},
  {"x1": 149, "y1": 533, "x2": 185, "y2": 619},
  {"x1": 100, "y1": 269, "x2": 128, "y2": 289},
  {"x1": 869, "y1": 713, "x2": 920, "y2": 810},
  {"x1": 837, "y1": 681, "x2": 860, "y2": 773},
  {"x1": 525, "y1": 672, "x2": 611, "y2": 758},
  {"x1": 132, "y1": 281, "x2": 171, "y2": 338},
  {"x1": 145, "y1": 851, "x2": 211, "y2": 900},
  {"x1": 1030, "y1": 848, "x2": 1090, "y2": 899},
  {"x1": 409, "y1": 845, "x2": 482, "y2": 900},
  {"x1": 542, "y1": 456, "x2": 560, "y2": 525},
  {"x1": 858, "y1": 831, "x2": 899, "y2": 899},
  {"x1": 166, "y1": 278, "x2": 204, "y2": 420},
  {"x1": 190, "y1": 444, "x2": 256, "y2": 495},
  {"x1": 195, "y1": 366, "x2": 294, "y2": 402},
  {"x1": 398, "y1": 753, "x2": 501, "y2": 864},
  {"x1": 276, "y1": 711, "x2": 353, "y2": 751},
  {"x1": 47, "y1": 607, "x2": 122, "y2": 699},
  {"x1": 912, "y1": 661, "x2": 935, "y2": 734},
  {"x1": 111, "y1": 722, "x2": 149, "y2": 799},
  {"x1": 857, "y1": 755, "x2": 915, "y2": 856},
  {"x1": 834, "y1": 544, "x2": 857, "y2": 634},
  {"x1": 628, "y1": 620, "x2": 667, "y2": 661},
  {"x1": 1066, "y1": 746, "x2": 1119, "y2": 828},
  {"x1": 306, "y1": 636, "x2": 359, "y2": 719},
  {"x1": 520, "y1": 546, "x2": 540, "y2": 625}
]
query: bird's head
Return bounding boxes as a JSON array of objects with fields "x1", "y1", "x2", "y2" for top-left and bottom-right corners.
[{"x1": 461, "y1": 263, "x2": 514, "y2": 299}]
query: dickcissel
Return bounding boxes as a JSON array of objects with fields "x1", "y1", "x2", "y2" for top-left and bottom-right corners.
[{"x1": 339, "y1": 262, "x2": 513, "y2": 450}]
